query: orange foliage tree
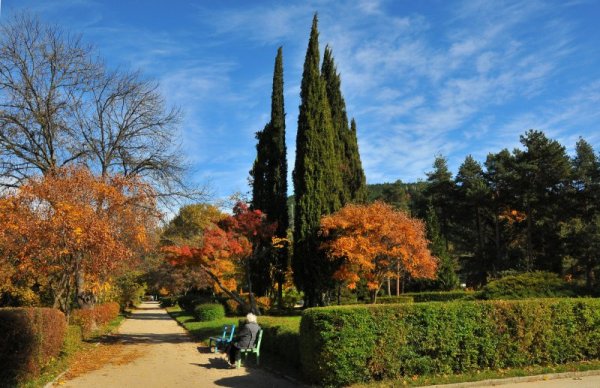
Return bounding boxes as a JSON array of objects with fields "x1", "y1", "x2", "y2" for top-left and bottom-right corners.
[
  {"x1": 320, "y1": 201, "x2": 438, "y2": 303},
  {"x1": 163, "y1": 202, "x2": 276, "y2": 314},
  {"x1": 0, "y1": 166, "x2": 158, "y2": 313}
]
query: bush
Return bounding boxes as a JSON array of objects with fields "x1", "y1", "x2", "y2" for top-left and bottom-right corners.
[
  {"x1": 70, "y1": 302, "x2": 120, "y2": 338},
  {"x1": 481, "y1": 271, "x2": 576, "y2": 300},
  {"x1": 193, "y1": 303, "x2": 225, "y2": 321},
  {"x1": 403, "y1": 290, "x2": 476, "y2": 302},
  {"x1": 178, "y1": 294, "x2": 213, "y2": 312},
  {"x1": 159, "y1": 296, "x2": 177, "y2": 308},
  {"x1": 0, "y1": 307, "x2": 67, "y2": 385},
  {"x1": 375, "y1": 296, "x2": 414, "y2": 304},
  {"x1": 299, "y1": 298, "x2": 600, "y2": 387},
  {"x1": 260, "y1": 316, "x2": 301, "y2": 371}
]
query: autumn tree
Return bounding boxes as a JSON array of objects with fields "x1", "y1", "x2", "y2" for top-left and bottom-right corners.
[
  {"x1": 320, "y1": 202, "x2": 437, "y2": 303},
  {"x1": 0, "y1": 166, "x2": 157, "y2": 314},
  {"x1": 164, "y1": 202, "x2": 276, "y2": 314}
]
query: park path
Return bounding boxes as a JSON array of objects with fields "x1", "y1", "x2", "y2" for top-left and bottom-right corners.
[{"x1": 54, "y1": 301, "x2": 298, "y2": 388}]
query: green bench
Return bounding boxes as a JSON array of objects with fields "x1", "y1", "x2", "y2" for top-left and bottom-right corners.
[{"x1": 235, "y1": 329, "x2": 263, "y2": 368}]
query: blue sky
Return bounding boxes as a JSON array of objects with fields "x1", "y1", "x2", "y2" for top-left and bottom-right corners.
[{"x1": 3, "y1": 0, "x2": 600, "y2": 201}]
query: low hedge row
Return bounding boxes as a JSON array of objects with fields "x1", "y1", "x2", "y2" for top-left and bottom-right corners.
[
  {"x1": 375, "y1": 296, "x2": 414, "y2": 304},
  {"x1": 403, "y1": 290, "x2": 476, "y2": 302},
  {"x1": 70, "y1": 302, "x2": 120, "y2": 338},
  {"x1": 0, "y1": 307, "x2": 67, "y2": 385},
  {"x1": 299, "y1": 298, "x2": 600, "y2": 387},
  {"x1": 260, "y1": 317, "x2": 301, "y2": 370}
]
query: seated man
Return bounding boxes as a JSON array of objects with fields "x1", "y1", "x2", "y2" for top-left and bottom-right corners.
[{"x1": 227, "y1": 312, "x2": 260, "y2": 366}]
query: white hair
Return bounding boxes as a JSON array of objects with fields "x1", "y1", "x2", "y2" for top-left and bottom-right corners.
[{"x1": 246, "y1": 312, "x2": 257, "y2": 323}]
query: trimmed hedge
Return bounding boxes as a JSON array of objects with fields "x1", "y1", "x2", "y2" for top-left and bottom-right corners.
[
  {"x1": 259, "y1": 317, "x2": 301, "y2": 370},
  {"x1": 376, "y1": 296, "x2": 414, "y2": 304},
  {"x1": 403, "y1": 290, "x2": 476, "y2": 302},
  {"x1": 70, "y1": 302, "x2": 120, "y2": 338},
  {"x1": 193, "y1": 303, "x2": 225, "y2": 321},
  {"x1": 0, "y1": 307, "x2": 67, "y2": 385},
  {"x1": 299, "y1": 299, "x2": 600, "y2": 387},
  {"x1": 481, "y1": 272, "x2": 576, "y2": 300}
]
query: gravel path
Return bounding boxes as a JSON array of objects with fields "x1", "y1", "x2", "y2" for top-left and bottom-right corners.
[{"x1": 56, "y1": 302, "x2": 298, "y2": 388}]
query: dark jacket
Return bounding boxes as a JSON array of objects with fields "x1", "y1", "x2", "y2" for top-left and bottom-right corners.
[{"x1": 234, "y1": 321, "x2": 260, "y2": 349}]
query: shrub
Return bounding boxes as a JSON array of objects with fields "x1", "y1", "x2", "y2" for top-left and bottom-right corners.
[
  {"x1": 299, "y1": 298, "x2": 600, "y2": 387},
  {"x1": 481, "y1": 271, "x2": 576, "y2": 300},
  {"x1": 260, "y1": 316, "x2": 301, "y2": 371},
  {"x1": 159, "y1": 296, "x2": 177, "y2": 308},
  {"x1": 403, "y1": 290, "x2": 476, "y2": 302},
  {"x1": 375, "y1": 296, "x2": 414, "y2": 304},
  {"x1": 70, "y1": 302, "x2": 120, "y2": 338},
  {"x1": 178, "y1": 294, "x2": 212, "y2": 312},
  {"x1": 0, "y1": 307, "x2": 67, "y2": 385},
  {"x1": 193, "y1": 303, "x2": 225, "y2": 321}
]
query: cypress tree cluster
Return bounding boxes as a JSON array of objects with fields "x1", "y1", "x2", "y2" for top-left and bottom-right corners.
[
  {"x1": 250, "y1": 47, "x2": 288, "y2": 298},
  {"x1": 292, "y1": 15, "x2": 343, "y2": 307},
  {"x1": 250, "y1": 15, "x2": 367, "y2": 307}
]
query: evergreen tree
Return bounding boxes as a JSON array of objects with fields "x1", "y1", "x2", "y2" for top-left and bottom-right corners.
[
  {"x1": 514, "y1": 130, "x2": 571, "y2": 272},
  {"x1": 249, "y1": 47, "x2": 288, "y2": 298},
  {"x1": 425, "y1": 201, "x2": 459, "y2": 290},
  {"x1": 424, "y1": 155, "x2": 455, "y2": 250},
  {"x1": 293, "y1": 15, "x2": 342, "y2": 307},
  {"x1": 455, "y1": 155, "x2": 490, "y2": 285},
  {"x1": 321, "y1": 46, "x2": 367, "y2": 204},
  {"x1": 561, "y1": 138, "x2": 600, "y2": 290}
]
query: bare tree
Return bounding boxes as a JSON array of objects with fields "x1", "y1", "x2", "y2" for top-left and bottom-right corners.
[
  {"x1": 0, "y1": 13, "x2": 98, "y2": 186},
  {"x1": 0, "y1": 13, "x2": 206, "y2": 204}
]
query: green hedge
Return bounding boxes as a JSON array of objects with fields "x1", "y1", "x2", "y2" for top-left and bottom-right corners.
[
  {"x1": 259, "y1": 317, "x2": 301, "y2": 370},
  {"x1": 193, "y1": 303, "x2": 225, "y2": 321},
  {"x1": 481, "y1": 272, "x2": 576, "y2": 300},
  {"x1": 299, "y1": 299, "x2": 600, "y2": 387},
  {"x1": 403, "y1": 290, "x2": 476, "y2": 302},
  {"x1": 376, "y1": 296, "x2": 414, "y2": 304},
  {"x1": 0, "y1": 307, "x2": 67, "y2": 385}
]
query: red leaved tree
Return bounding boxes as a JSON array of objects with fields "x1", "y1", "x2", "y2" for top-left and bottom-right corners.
[
  {"x1": 320, "y1": 201, "x2": 437, "y2": 303},
  {"x1": 163, "y1": 202, "x2": 276, "y2": 314}
]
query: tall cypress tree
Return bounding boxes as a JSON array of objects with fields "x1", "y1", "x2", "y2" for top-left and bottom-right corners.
[
  {"x1": 250, "y1": 47, "x2": 288, "y2": 297},
  {"x1": 293, "y1": 15, "x2": 342, "y2": 307},
  {"x1": 321, "y1": 46, "x2": 367, "y2": 204}
]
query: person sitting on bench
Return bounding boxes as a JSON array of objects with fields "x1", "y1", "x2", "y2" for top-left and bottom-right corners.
[{"x1": 227, "y1": 312, "x2": 260, "y2": 366}]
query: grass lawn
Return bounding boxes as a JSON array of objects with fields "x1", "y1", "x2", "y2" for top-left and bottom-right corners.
[{"x1": 165, "y1": 305, "x2": 300, "y2": 344}]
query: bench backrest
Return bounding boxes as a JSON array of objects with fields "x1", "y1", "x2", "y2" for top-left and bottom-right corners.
[
  {"x1": 253, "y1": 329, "x2": 263, "y2": 350},
  {"x1": 221, "y1": 324, "x2": 235, "y2": 341}
]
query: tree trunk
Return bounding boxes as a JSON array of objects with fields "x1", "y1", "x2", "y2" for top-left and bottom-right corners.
[{"x1": 387, "y1": 276, "x2": 391, "y2": 296}]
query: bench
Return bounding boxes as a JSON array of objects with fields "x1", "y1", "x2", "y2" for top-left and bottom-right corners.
[
  {"x1": 235, "y1": 329, "x2": 263, "y2": 368},
  {"x1": 209, "y1": 324, "x2": 235, "y2": 353}
]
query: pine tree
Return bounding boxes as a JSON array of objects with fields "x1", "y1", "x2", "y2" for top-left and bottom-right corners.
[
  {"x1": 321, "y1": 46, "x2": 367, "y2": 204},
  {"x1": 425, "y1": 155, "x2": 455, "y2": 250},
  {"x1": 249, "y1": 47, "x2": 288, "y2": 298},
  {"x1": 425, "y1": 201, "x2": 459, "y2": 290},
  {"x1": 293, "y1": 15, "x2": 342, "y2": 307}
]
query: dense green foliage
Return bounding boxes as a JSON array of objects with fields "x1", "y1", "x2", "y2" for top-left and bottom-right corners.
[
  {"x1": 293, "y1": 14, "x2": 343, "y2": 307},
  {"x1": 322, "y1": 47, "x2": 367, "y2": 205},
  {"x1": 299, "y1": 299, "x2": 600, "y2": 387},
  {"x1": 177, "y1": 294, "x2": 213, "y2": 313},
  {"x1": 403, "y1": 290, "x2": 476, "y2": 302},
  {"x1": 193, "y1": 303, "x2": 225, "y2": 322},
  {"x1": 367, "y1": 131, "x2": 600, "y2": 294},
  {"x1": 0, "y1": 307, "x2": 67, "y2": 385},
  {"x1": 481, "y1": 271, "x2": 577, "y2": 300},
  {"x1": 250, "y1": 47, "x2": 289, "y2": 298},
  {"x1": 375, "y1": 296, "x2": 414, "y2": 304}
]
